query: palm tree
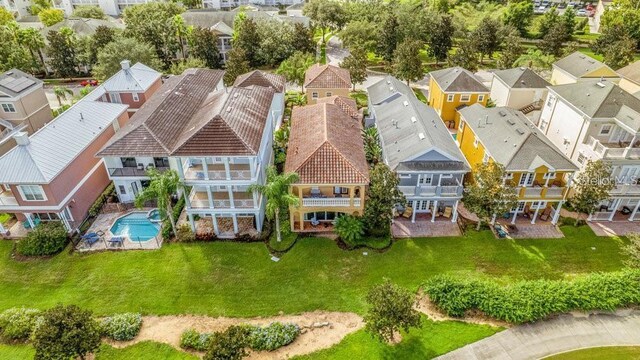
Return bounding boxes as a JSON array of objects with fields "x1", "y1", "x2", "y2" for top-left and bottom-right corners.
[
  {"x1": 52, "y1": 86, "x2": 73, "y2": 107},
  {"x1": 248, "y1": 166, "x2": 299, "y2": 242},
  {"x1": 334, "y1": 215, "x2": 364, "y2": 246},
  {"x1": 514, "y1": 49, "x2": 556, "y2": 71},
  {"x1": 134, "y1": 169, "x2": 183, "y2": 237},
  {"x1": 18, "y1": 28, "x2": 46, "y2": 73},
  {"x1": 362, "y1": 127, "x2": 382, "y2": 165}
]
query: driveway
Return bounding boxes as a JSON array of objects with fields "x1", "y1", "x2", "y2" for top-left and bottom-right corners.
[{"x1": 437, "y1": 310, "x2": 640, "y2": 360}]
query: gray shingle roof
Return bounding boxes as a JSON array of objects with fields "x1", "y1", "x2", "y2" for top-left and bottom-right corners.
[
  {"x1": 617, "y1": 60, "x2": 640, "y2": 85},
  {"x1": 367, "y1": 75, "x2": 469, "y2": 172},
  {"x1": 553, "y1": 51, "x2": 616, "y2": 78},
  {"x1": 42, "y1": 17, "x2": 123, "y2": 39},
  {"x1": 549, "y1": 80, "x2": 640, "y2": 118},
  {"x1": 492, "y1": 67, "x2": 549, "y2": 89},
  {"x1": 182, "y1": 10, "x2": 309, "y2": 31},
  {"x1": 458, "y1": 105, "x2": 578, "y2": 172},
  {"x1": 429, "y1": 67, "x2": 489, "y2": 93}
]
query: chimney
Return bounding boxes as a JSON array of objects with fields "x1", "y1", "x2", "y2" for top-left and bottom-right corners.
[
  {"x1": 120, "y1": 60, "x2": 131, "y2": 71},
  {"x1": 13, "y1": 132, "x2": 30, "y2": 146}
]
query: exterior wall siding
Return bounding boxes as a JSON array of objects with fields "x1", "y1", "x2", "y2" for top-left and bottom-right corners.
[
  {"x1": 305, "y1": 88, "x2": 349, "y2": 104},
  {"x1": 428, "y1": 78, "x2": 489, "y2": 126}
]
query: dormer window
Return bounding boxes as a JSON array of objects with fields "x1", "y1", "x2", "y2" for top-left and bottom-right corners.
[
  {"x1": 599, "y1": 124, "x2": 612, "y2": 136},
  {"x1": 132, "y1": 93, "x2": 140, "y2": 102}
]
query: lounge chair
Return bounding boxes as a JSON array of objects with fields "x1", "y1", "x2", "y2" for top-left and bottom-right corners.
[
  {"x1": 523, "y1": 205, "x2": 533, "y2": 218},
  {"x1": 402, "y1": 207, "x2": 413, "y2": 219},
  {"x1": 539, "y1": 207, "x2": 553, "y2": 221},
  {"x1": 442, "y1": 206, "x2": 452, "y2": 218},
  {"x1": 494, "y1": 223, "x2": 508, "y2": 238},
  {"x1": 84, "y1": 236, "x2": 100, "y2": 248},
  {"x1": 108, "y1": 236, "x2": 124, "y2": 248}
]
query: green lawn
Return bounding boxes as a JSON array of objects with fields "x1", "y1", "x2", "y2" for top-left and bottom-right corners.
[
  {"x1": 296, "y1": 316, "x2": 501, "y2": 360},
  {"x1": 0, "y1": 226, "x2": 627, "y2": 317},
  {"x1": 0, "y1": 342, "x2": 198, "y2": 360},
  {"x1": 0, "y1": 213, "x2": 10, "y2": 225},
  {"x1": 546, "y1": 346, "x2": 640, "y2": 360}
]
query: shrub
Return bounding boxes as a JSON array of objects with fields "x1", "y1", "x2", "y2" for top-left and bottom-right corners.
[
  {"x1": 175, "y1": 224, "x2": 196, "y2": 242},
  {"x1": 247, "y1": 322, "x2": 300, "y2": 351},
  {"x1": 100, "y1": 313, "x2": 142, "y2": 341},
  {"x1": 89, "y1": 183, "x2": 115, "y2": 217},
  {"x1": 204, "y1": 325, "x2": 251, "y2": 360},
  {"x1": 424, "y1": 269, "x2": 640, "y2": 324},
  {"x1": 16, "y1": 221, "x2": 68, "y2": 256},
  {"x1": 180, "y1": 328, "x2": 212, "y2": 351},
  {"x1": 0, "y1": 308, "x2": 41, "y2": 341},
  {"x1": 334, "y1": 215, "x2": 365, "y2": 247}
]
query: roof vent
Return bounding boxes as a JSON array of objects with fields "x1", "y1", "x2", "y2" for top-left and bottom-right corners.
[
  {"x1": 418, "y1": 132, "x2": 425, "y2": 140},
  {"x1": 386, "y1": 80, "x2": 391, "y2": 84},
  {"x1": 389, "y1": 86, "x2": 394, "y2": 91},
  {"x1": 13, "y1": 131, "x2": 29, "y2": 146},
  {"x1": 120, "y1": 60, "x2": 131, "y2": 70},
  {"x1": 516, "y1": 128, "x2": 525, "y2": 135},
  {"x1": 507, "y1": 118, "x2": 516, "y2": 125},
  {"x1": 596, "y1": 82, "x2": 606, "y2": 88},
  {"x1": 226, "y1": 107, "x2": 232, "y2": 113},
  {"x1": 499, "y1": 110, "x2": 507, "y2": 117},
  {"x1": 411, "y1": 116, "x2": 417, "y2": 123},
  {"x1": 403, "y1": 100, "x2": 409, "y2": 107}
]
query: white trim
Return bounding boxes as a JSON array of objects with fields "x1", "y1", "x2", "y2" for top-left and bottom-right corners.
[{"x1": 17, "y1": 184, "x2": 47, "y2": 201}]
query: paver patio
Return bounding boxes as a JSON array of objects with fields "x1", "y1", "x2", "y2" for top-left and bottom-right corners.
[
  {"x1": 77, "y1": 209, "x2": 162, "y2": 252},
  {"x1": 588, "y1": 220, "x2": 640, "y2": 237},
  {"x1": 437, "y1": 310, "x2": 640, "y2": 360},
  {"x1": 392, "y1": 215, "x2": 461, "y2": 238}
]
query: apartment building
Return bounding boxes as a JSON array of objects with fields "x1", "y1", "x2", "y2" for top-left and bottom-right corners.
[
  {"x1": 304, "y1": 64, "x2": 351, "y2": 104},
  {"x1": 0, "y1": 69, "x2": 53, "y2": 156},
  {"x1": 427, "y1": 67, "x2": 489, "y2": 133},
  {"x1": 550, "y1": 52, "x2": 619, "y2": 85},
  {"x1": 0, "y1": 98, "x2": 129, "y2": 235},
  {"x1": 368, "y1": 76, "x2": 469, "y2": 223},
  {"x1": 97, "y1": 69, "x2": 285, "y2": 238},
  {"x1": 286, "y1": 96, "x2": 368, "y2": 232},
  {"x1": 458, "y1": 105, "x2": 578, "y2": 225},
  {"x1": 538, "y1": 79, "x2": 640, "y2": 221}
]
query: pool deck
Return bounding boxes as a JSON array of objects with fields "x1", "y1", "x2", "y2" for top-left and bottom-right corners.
[{"x1": 77, "y1": 208, "x2": 163, "y2": 252}]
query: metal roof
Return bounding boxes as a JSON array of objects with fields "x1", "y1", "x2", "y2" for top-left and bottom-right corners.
[
  {"x1": 0, "y1": 100, "x2": 128, "y2": 184},
  {"x1": 0, "y1": 69, "x2": 42, "y2": 97},
  {"x1": 102, "y1": 62, "x2": 162, "y2": 93}
]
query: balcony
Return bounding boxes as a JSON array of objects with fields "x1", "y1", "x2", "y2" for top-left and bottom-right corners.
[
  {"x1": 611, "y1": 183, "x2": 640, "y2": 196},
  {"x1": 587, "y1": 136, "x2": 640, "y2": 159},
  {"x1": 108, "y1": 166, "x2": 169, "y2": 177},
  {"x1": 544, "y1": 186, "x2": 565, "y2": 198},
  {"x1": 183, "y1": 163, "x2": 252, "y2": 181},
  {"x1": 399, "y1": 185, "x2": 462, "y2": 197},
  {"x1": 302, "y1": 197, "x2": 361, "y2": 207},
  {"x1": 0, "y1": 190, "x2": 17, "y2": 207},
  {"x1": 189, "y1": 190, "x2": 255, "y2": 209},
  {"x1": 522, "y1": 187, "x2": 543, "y2": 198}
]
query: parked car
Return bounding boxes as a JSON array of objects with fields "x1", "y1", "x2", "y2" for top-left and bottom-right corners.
[
  {"x1": 80, "y1": 79, "x2": 99, "y2": 87},
  {"x1": 576, "y1": 8, "x2": 587, "y2": 16}
]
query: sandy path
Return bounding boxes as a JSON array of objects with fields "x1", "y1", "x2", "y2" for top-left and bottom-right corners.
[
  {"x1": 107, "y1": 311, "x2": 364, "y2": 359},
  {"x1": 415, "y1": 294, "x2": 510, "y2": 329}
]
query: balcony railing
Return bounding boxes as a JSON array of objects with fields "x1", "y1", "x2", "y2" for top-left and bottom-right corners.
[
  {"x1": 183, "y1": 162, "x2": 253, "y2": 181},
  {"x1": 587, "y1": 136, "x2": 640, "y2": 159},
  {"x1": 109, "y1": 166, "x2": 169, "y2": 177},
  {"x1": 399, "y1": 186, "x2": 415, "y2": 196},
  {"x1": 523, "y1": 187, "x2": 543, "y2": 197},
  {"x1": 544, "y1": 187, "x2": 565, "y2": 198},
  {"x1": 398, "y1": 185, "x2": 462, "y2": 197},
  {"x1": 611, "y1": 184, "x2": 640, "y2": 195},
  {"x1": 189, "y1": 190, "x2": 255, "y2": 209},
  {"x1": 440, "y1": 186, "x2": 459, "y2": 196},
  {"x1": 302, "y1": 198, "x2": 361, "y2": 207},
  {"x1": 0, "y1": 194, "x2": 18, "y2": 206}
]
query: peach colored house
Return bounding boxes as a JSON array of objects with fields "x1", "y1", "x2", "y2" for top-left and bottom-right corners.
[
  {"x1": 304, "y1": 64, "x2": 351, "y2": 104},
  {"x1": 0, "y1": 69, "x2": 53, "y2": 157}
]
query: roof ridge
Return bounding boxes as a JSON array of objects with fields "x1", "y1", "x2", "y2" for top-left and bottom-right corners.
[{"x1": 142, "y1": 122, "x2": 172, "y2": 154}]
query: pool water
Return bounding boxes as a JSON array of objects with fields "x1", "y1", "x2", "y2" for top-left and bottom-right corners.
[
  {"x1": 110, "y1": 212, "x2": 160, "y2": 241},
  {"x1": 147, "y1": 209, "x2": 162, "y2": 222}
]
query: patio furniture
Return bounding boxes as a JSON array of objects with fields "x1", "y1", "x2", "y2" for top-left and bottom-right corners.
[
  {"x1": 507, "y1": 224, "x2": 518, "y2": 233},
  {"x1": 83, "y1": 236, "x2": 100, "y2": 248},
  {"x1": 108, "y1": 236, "x2": 124, "y2": 248},
  {"x1": 137, "y1": 163, "x2": 144, "y2": 171},
  {"x1": 599, "y1": 204, "x2": 609, "y2": 212},
  {"x1": 82, "y1": 231, "x2": 104, "y2": 239},
  {"x1": 392, "y1": 208, "x2": 400, "y2": 218},
  {"x1": 523, "y1": 205, "x2": 532, "y2": 218},
  {"x1": 539, "y1": 207, "x2": 553, "y2": 221},
  {"x1": 196, "y1": 172, "x2": 205, "y2": 180},
  {"x1": 22, "y1": 217, "x2": 41, "y2": 229},
  {"x1": 310, "y1": 218, "x2": 320, "y2": 227},
  {"x1": 494, "y1": 223, "x2": 508, "y2": 238},
  {"x1": 442, "y1": 206, "x2": 452, "y2": 219},
  {"x1": 310, "y1": 188, "x2": 321, "y2": 197},
  {"x1": 622, "y1": 206, "x2": 632, "y2": 215},
  {"x1": 402, "y1": 207, "x2": 413, "y2": 219}
]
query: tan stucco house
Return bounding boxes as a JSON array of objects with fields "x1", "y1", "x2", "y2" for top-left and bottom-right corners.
[
  {"x1": 303, "y1": 64, "x2": 351, "y2": 104},
  {"x1": 550, "y1": 52, "x2": 619, "y2": 85}
]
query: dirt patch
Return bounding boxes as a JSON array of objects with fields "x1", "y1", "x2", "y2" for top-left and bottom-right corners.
[
  {"x1": 107, "y1": 311, "x2": 364, "y2": 359},
  {"x1": 415, "y1": 293, "x2": 510, "y2": 329}
]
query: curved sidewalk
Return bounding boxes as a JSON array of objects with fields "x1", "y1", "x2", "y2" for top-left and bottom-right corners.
[{"x1": 437, "y1": 310, "x2": 640, "y2": 360}]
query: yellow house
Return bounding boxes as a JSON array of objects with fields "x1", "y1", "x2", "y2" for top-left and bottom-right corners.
[
  {"x1": 427, "y1": 67, "x2": 489, "y2": 133},
  {"x1": 303, "y1": 64, "x2": 351, "y2": 104},
  {"x1": 550, "y1": 52, "x2": 620, "y2": 85},
  {"x1": 457, "y1": 104, "x2": 579, "y2": 225},
  {"x1": 285, "y1": 96, "x2": 369, "y2": 232}
]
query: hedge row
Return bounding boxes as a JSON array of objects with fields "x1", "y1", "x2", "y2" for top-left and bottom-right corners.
[
  {"x1": 180, "y1": 322, "x2": 300, "y2": 352},
  {"x1": 424, "y1": 269, "x2": 640, "y2": 324}
]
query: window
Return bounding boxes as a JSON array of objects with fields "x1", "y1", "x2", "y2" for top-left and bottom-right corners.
[
  {"x1": 482, "y1": 151, "x2": 490, "y2": 163},
  {"x1": 120, "y1": 157, "x2": 137, "y2": 168},
  {"x1": 407, "y1": 200, "x2": 414, "y2": 208},
  {"x1": 460, "y1": 94, "x2": 470, "y2": 102},
  {"x1": 599, "y1": 124, "x2": 612, "y2": 135},
  {"x1": 419, "y1": 174, "x2": 433, "y2": 185},
  {"x1": 532, "y1": 201, "x2": 547, "y2": 209},
  {"x1": 311, "y1": 92, "x2": 319, "y2": 99},
  {"x1": 543, "y1": 172, "x2": 556, "y2": 179},
  {"x1": 420, "y1": 201, "x2": 429, "y2": 210},
  {"x1": 447, "y1": 94, "x2": 454, "y2": 102},
  {"x1": 539, "y1": 120, "x2": 548, "y2": 131},
  {"x1": 333, "y1": 186, "x2": 348, "y2": 194},
  {"x1": 399, "y1": 173, "x2": 411, "y2": 179},
  {"x1": 511, "y1": 202, "x2": 525, "y2": 212},
  {"x1": 154, "y1": 157, "x2": 169, "y2": 168},
  {"x1": 18, "y1": 185, "x2": 46, "y2": 201},
  {"x1": 109, "y1": 92, "x2": 122, "y2": 104},
  {"x1": 1, "y1": 103, "x2": 16, "y2": 113},
  {"x1": 519, "y1": 173, "x2": 534, "y2": 187},
  {"x1": 546, "y1": 95, "x2": 555, "y2": 107},
  {"x1": 118, "y1": 185, "x2": 126, "y2": 195},
  {"x1": 132, "y1": 93, "x2": 140, "y2": 102},
  {"x1": 473, "y1": 137, "x2": 479, "y2": 148},
  {"x1": 478, "y1": 95, "x2": 485, "y2": 102},
  {"x1": 577, "y1": 152, "x2": 586, "y2": 165},
  {"x1": 504, "y1": 173, "x2": 514, "y2": 179},
  {"x1": 459, "y1": 120, "x2": 465, "y2": 132},
  {"x1": 326, "y1": 92, "x2": 332, "y2": 97}
]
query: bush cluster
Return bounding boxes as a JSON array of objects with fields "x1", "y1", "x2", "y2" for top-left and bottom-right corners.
[
  {"x1": 175, "y1": 224, "x2": 196, "y2": 242},
  {"x1": 100, "y1": 313, "x2": 142, "y2": 341},
  {"x1": 180, "y1": 322, "x2": 300, "y2": 352},
  {"x1": 180, "y1": 328, "x2": 212, "y2": 351},
  {"x1": 247, "y1": 322, "x2": 300, "y2": 351},
  {"x1": 16, "y1": 221, "x2": 68, "y2": 256},
  {"x1": 424, "y1": 269, "x2": 640, "y2": 324},
  {"x1": 88, "y1": 183, "x2": 115, "y2": 217},
  {"x1": 0, "y1": 308, "x2": 42, "y2": 341}
]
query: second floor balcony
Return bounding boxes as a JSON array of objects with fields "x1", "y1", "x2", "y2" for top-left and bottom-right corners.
[
  {"x1": 295, "y1": 185, "x2": 365, "y2": 208},
  {"x1": 399, "y1": 184, "x2": 463, "y2": 198},
  {"x1": 183, "y1": 161, "x2": 253, "y2": 182},
  {"x1": 108, "y1": 165, "x2": 170, "y2": 177},
  {"x1": 188, "y1": 189, "x2": 256, "y2": 210},
  {"x1": 587, "y1": 136, "x2": 640, "y2": 159}
]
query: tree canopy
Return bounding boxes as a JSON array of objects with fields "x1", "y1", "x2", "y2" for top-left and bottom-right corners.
[{"x1": 93, "y1": 36, "x2": 163, "y2": 80}]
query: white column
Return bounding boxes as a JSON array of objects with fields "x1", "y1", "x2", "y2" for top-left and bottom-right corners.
[
  {"x1": 608, "y1": 199, "x2": 621, "y2": 221},
  {"x1": 511, "y1": 204, "x2": 519, "y2": 224},
  {"x1": 212, "y1": 214, "x2": 219, "y2": 234},
  {"x1": 431, "y1": 200, "x2": 438, "y2": 222},
  {"x1": 452, "y1": 200, "x2": 459, "y2": 222},
  {"x1": 183, "y1": 189, "x2": 192, "y2": 209},
  {"x1": 544, "y1": 174, "x2": 551, "y2": 187},
  {"x1": 188, "y1": 213, "x2": 195, "y2": 232},
  {"x1": 0, "y1": 220, "x2": 5, "y2": 235},
  {"x1": 202, "y1": 158, "x2": 209, "y2": 180},
  {"x1": 232, "y1": 214, "x2": 239, "y2": 233},
  {"x1": 255, "y1": 212, "x2": 262, "y2": 232},
  {"x1": 552, "y1": 201, "x2": 563, "y2": 225},
  {"x1": 531, "y1": 205, "x2": 541, "y2": 224},
  {"x1": 223, "y1": 157, "x2": 231, "y2": 180},
  {"x1": 411, "y1": 201, "x2": 417, "y2": 223},
  {"x1": 176, "y1": 157, "x2": 185, "y2": 179},
  {"x1": 26, "y1": 213, "x2": 34, "y2": 228},
  {"x1": 630, "y1": 201, "x2": 640, "y2": 221},
  {"x1": 624, "y1": 134, "x2": 638, "y2": 157},
  {"x1": 206, "y1": 186, "x2": 214, "y2": 209},
  {"x1": 228, "y1": 187, "x2": 235, "y2": 208},
  {"x1": 250, "y1": 157, "x2": 256, "y2": 179}
]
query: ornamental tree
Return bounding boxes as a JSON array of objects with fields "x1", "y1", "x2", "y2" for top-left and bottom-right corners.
[
  {"x1": 572, "y1": 159, "x2": 614, "y2": 222},
  {"x1": 364, "y1": 280, "x2": 421, "y2": 343},
  {"x1": 463, "y1": 162, "x2": 518, "y2": 230},
  {"x1": 363, "y1": 163, "x2": 405, "y2": 236}
]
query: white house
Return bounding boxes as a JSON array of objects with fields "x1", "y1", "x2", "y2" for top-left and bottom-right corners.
[
  {"x1": 490, "y1": 67, "x2": 550, "y2": 111},
  {"x1": 550, "y1": 52, "x2": 619, "y2": 85}
]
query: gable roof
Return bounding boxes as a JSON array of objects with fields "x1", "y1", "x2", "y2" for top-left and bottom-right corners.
[
  {"x1": 617, "y1": 60, "x2": 640, "y2": 85},
  {"x1": 367, "y1": 75, "x2": 469, "y2": 172},
  {"x1": 458, "y1": 105, "x2": 578, "y2": 172},
  {"x1": 0, "y1": 99, "x2": 128, "y2": 184},
  {"x1": 553, "y1": 52, "x2": 617, "y2": 79},
  {"x1": 316, "y1": 96, "x2": 360, "y2": 120},
  {"x1": 233, "y1": 70, "x2": 285, "y2": 93},
  {"x1": 0, "y1": 69, "x2": 42, "y2": 98},
  {"x1": 98, "y1": 68, "x2": 276, "y2": 158},
  {"x1": 102, "y1": 62, "x2": 162, "y2": 93},
  {"x1": 285, "y1": 100, "x2": 369, "y2": 184},
  {"x1": 304, "y1": 64, "x2": 351, "y2": 89},
  {"x1": 181, "y1": 10, "x2": 309, "y2": 33},
  {"x1": 429, "y1": 67, "x2": 488, "y2": 93},
  {"x1": 492, "y1": 67, "x2": 550, "y2": 89},
  {"x1": 42, "y1": 17, "x2": 123, "y2": 38},
  {"x1": 549, "y1": 79, "x2": 640, "y2": 118}
]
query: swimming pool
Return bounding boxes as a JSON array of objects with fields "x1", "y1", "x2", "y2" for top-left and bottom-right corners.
[
  {"x1": 110, "y1": 212, "x2": 160, "y2": 241},
  {"x1": 147, "y1": 209, "x2": 162, "y2": 222}
]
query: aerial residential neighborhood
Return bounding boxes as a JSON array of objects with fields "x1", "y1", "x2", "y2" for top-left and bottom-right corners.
[{"x1": 1, "y1": 0, "x2": 640, "y2": 359}]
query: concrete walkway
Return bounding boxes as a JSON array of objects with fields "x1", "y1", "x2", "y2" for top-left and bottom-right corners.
[{"x1": 437, "y1": 310, "x2": 640, "y2": 360}]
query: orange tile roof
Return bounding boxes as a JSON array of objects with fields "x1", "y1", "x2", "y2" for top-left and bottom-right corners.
[{"x1": 304, "y1": 64, "x2": 351, "y2": 89}]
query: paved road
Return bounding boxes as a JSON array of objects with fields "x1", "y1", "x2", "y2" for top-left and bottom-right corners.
[{"x1": 437, "y1": 310, "x2": 640, "y2": 360}]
